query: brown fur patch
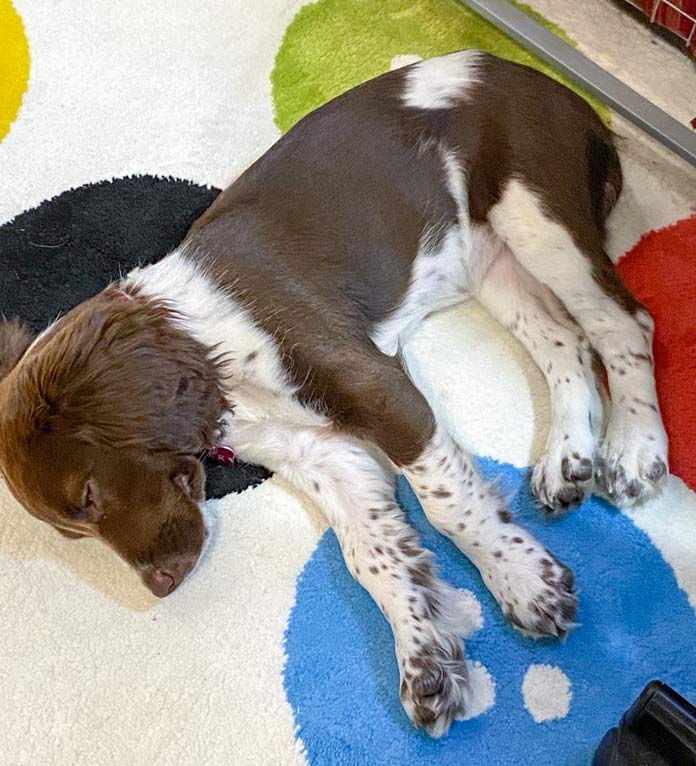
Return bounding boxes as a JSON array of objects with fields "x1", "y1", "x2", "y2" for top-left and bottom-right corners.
[
  {"x1": 0, "y1": 319, "x2": 34, "y2": 381},
  {"x1": 0, "y1": 290, "x2": 228, "y2": 456},
  {"x1": 0, "y1": 292, "x2": 226, "y2": 591}
]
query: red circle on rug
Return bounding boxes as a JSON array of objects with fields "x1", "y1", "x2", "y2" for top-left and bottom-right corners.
[{"x1": 618, "y1": 215, "x2": 696, "y2": 491}]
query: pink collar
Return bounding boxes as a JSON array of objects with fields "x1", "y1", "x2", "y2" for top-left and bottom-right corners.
[{"x1": 205, "y1": 445, "x2": 236, "y2": 466}]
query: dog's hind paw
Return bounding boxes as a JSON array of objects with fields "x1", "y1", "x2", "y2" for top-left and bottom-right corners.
[
  {"x1": 596, "y1": 431, "x2": 668, "y2": 508},
  {"x1": 531, "y1": 442, "x2": 594, "y2": 515}
]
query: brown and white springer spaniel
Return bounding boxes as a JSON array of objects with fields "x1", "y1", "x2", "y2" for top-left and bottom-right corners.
[{"x1": 0, "y1": 52, "x2": 668, "y2": 737}]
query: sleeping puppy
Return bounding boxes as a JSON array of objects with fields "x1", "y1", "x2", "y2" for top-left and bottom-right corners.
[{"x1": 0, "y1": 52, "x2": 668, "y2": 736}]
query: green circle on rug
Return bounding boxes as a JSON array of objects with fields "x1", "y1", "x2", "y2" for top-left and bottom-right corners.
[{"x1": 272, "y1": 0, "x2": 609, "y2": 133}]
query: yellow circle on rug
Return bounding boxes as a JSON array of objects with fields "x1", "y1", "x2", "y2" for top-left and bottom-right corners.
[{"x1": 0, "y1": 0, "x2": 30, "y2": 142}]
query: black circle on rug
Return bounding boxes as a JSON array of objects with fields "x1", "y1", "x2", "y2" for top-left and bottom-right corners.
[{"x1": 0, "y1": 175, "x2": 269, "y2": 498}]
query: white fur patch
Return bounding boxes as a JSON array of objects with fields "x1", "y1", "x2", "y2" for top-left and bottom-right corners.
[
  {"x1": 476, "y1": 230, "x2": 600, "y2": 510},
  {"x1": 371, "y1": 151, "x2": 494, "y2": 355},
  {"x1": 490, "y1": 179, "x2": 669, "y2": 507},
  {"x1": 390, "y1": 54, "x2": 423, "y2": 70},
  {"x1": 403, "y1": 425, "x2": 577, "y2": 638},
  {"x1": 126, "y1": 247, "x2": 330, "y2": 466},
  {"x1": 522, "y1": 664, "x2": 572, "y2": 723},
  {"x1": 401, "y1": 50, "x2": 482, "y2": 110},
  {"x1": 371, "y1": 227, "x2": 468, "y2": 355}
]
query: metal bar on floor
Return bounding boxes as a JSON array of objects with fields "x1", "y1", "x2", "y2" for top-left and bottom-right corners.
[{"x1": 458, "y1": 0, "x2": 696, "y2": 168}]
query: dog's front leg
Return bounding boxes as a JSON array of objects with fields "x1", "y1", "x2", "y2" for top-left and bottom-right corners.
[
  {"x1": 308, "y1": 351, "x2": 577, "y2": 639},
  {"x1": 403, "y1": 424, "x2": 577, "y2": 638},
  {"x1": 253, "y1": 426, "x2": 473, "y2": 737}
]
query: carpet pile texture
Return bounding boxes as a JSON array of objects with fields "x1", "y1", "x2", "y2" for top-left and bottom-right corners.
[{"x1": 0, "y1": 1, "x2": 695, "y2": 764}]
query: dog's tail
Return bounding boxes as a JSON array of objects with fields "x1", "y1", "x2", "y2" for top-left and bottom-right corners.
[{"x1": 587, "y1": 129, "x2": 624, "y2": 228}]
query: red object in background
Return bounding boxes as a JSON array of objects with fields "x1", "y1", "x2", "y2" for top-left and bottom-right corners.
[
  {"x1": 618, "y1": 215, "x2": 696, "y2": 491},
  {"x1": 629, "y1": 0, "x2": 696, "y2": 54}
]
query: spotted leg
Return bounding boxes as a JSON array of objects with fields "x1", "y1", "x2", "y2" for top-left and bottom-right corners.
[
  {"x1": 234, "y1": 422, "x2": 474, "y2": 738},
  {"x1": 490, "y1": 179, "x2": 668, "y2": 507},
  {"x1": 476, "y1": 227, "x2": 604, "y2": 513},
  {"x1": 402, "y1": 424, "x2": 577, "y2": 636},
  {"x1": 321, "y1": 351, "x2": 578, "y2": 638}
]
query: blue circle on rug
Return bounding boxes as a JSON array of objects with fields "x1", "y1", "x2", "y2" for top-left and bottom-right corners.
[{"x1": 284, "y1": 457, "x2": 696, "y2": 766}]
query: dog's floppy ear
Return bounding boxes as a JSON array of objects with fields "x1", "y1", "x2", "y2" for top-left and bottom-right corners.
[
  {"x1": 0, "y1": 319, "x2": 34, "y2": 381},
  {"x1": 13, "y1": 293, "x2": 228, "y2": 454}
]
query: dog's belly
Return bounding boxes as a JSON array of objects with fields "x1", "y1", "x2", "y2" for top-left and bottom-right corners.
[{"x1": 370, "y1": 222, "x2": 499, "y2": 356}]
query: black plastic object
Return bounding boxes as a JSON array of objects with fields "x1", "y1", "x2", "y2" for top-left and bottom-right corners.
[{"x1": 593, "y1": 680, "x2": 696, "y2": 765}]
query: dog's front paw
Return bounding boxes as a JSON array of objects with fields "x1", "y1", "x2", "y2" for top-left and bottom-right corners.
[
  {"x1": 597, "y1": 413, "x2": 668, "y2": 507},
  {"x1": 480, "y1": 533, "x2": 578, "y2": 639},
  {"x1": 399, "y1": 638, "x2": 469, "y2": 738},
  {"x1": 507, "y1": 555, "x2": 577, "y2": 638},
  {"x1": 531, "y1": 438, "x2": 594, "y2": 514}
]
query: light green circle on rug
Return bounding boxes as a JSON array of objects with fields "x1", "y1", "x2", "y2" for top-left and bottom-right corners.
[{"x1": 272, "y1": 0, "x2": 610, "y2": 133}]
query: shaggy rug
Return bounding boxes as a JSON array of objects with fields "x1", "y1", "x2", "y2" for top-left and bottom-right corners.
[{"x1": 0, "y1": 1, "x2": 695, "y2": 765}]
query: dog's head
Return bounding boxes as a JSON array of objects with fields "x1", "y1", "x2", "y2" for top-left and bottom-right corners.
[{"x1": 0, "y1": 291, "x2": 228, "y2": 597}]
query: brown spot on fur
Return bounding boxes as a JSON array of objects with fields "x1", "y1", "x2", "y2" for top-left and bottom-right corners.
[
  {"x1": 398, "y1": 537, "x2": 420, "y2": 558},
  {"x1": 409, "y1": 561, "x2": 433, "y2": 588}
]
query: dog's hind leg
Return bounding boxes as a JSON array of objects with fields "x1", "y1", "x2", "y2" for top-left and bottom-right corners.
[
  {"x1": 488, "y1": 179, "x2": 668, "y2": 508},
  {"x1": 476, "y1": 226, "x2": 604, "y2": 513}
]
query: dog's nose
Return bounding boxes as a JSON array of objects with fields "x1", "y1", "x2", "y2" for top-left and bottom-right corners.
[
  {"x1": 146, "y1": 568, "x2": 179, "y2": 597},
  {"x1": 143, "y1": 558, "x2": 196, "y2": 598}
]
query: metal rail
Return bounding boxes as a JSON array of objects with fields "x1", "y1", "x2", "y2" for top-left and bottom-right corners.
[{"x1": 459, "y1": 0, "x2": 696, "y2": 168}]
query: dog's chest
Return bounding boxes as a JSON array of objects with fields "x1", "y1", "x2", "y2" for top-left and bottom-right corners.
[
  {"x1": 127, "y1": 251, "x2": 331, "y2": 467},
  {"x1": 221, "y1": 380, "x2": 330, "y2": 468}
]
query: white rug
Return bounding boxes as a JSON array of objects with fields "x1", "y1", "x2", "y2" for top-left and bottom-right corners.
[{"x1": 0, "y1": 1, "x2": 695, "y2": 764}]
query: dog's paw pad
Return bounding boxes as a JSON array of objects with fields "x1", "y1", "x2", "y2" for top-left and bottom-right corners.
[
  {"x1": 486, "y1": 542, "x2": 578, "y2": 639},
  {"x1": 400, "y1": 643, "x2": 469, "y2": 738},
  {"x1": 597, "y1": 437, "x2": 668, "y2": 508},
  {"x1": 532, "y1": 447, "x2": 594, "y2": 514}
]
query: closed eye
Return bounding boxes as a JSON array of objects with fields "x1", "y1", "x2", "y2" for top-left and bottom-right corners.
[
  {"x1": 82, "y1": 480, "x2": 95, "y2": 509},
  {"x1": 62, "y1": 478, "x2": 100, "y2": 524},
  {"x1": 63, "y1": 504, "x2": 92, "y2": 522}
]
